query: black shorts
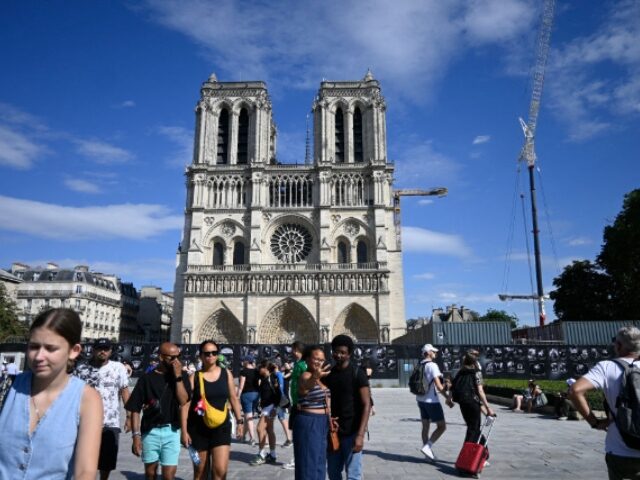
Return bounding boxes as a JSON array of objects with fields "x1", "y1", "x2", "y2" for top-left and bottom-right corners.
[
  {"x1": 187, "y1": 417, "x2": 232, "y2": 452},
  {"x1": 98, "y1": 427, "x2": 120, "y2": 471}
]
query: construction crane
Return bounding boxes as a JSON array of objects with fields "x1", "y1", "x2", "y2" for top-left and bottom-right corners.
[
  {"x1": 500, "y1": 0, "x2": 556, "y2": 327},
  {"x1": 393, "y1": 188, "x2": 448, "y2": 248}
]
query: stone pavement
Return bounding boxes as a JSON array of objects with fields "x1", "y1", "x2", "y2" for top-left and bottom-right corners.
[{"x1": 110, "y1": 388, "x2": 607, "y2": 479}]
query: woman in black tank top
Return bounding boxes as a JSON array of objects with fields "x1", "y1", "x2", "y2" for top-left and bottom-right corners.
[{"x1": 181, "y1": 340, "x2": 244, "y2": 480}]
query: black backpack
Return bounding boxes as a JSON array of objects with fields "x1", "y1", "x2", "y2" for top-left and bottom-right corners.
[
  {"x1": 451, "y1": 368, "x2": 478, "y2": 403},
  {"x1": 611, "y1": 359, "x2": 640, "y2": 450},
  {"x1": 409, "y1": 362, "x2": 427, "y2": 395}
]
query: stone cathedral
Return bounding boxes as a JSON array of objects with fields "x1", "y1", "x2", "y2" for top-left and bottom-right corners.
[{"x1": 172, "y1": 71, "x2": 406, "y2": 345}]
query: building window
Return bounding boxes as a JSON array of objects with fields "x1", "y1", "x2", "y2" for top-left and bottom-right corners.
[
  {"x1": 217, "y1": 109, "x2": 229, "y2": 164},
  {"x1": 233, "y1": 241, "x2": 245, "y2": 265},
  {"x1": 213, "y1": 242, "x2": 225, "y2": 266},
  {"x1": 76, "y1": 285, "x2": 83, "y2": 294},
  {"x1": 353, "y1": 108, "x2": 363, "y2": 162},
  {"x1": 338, "y1": 241, "x2": 349, "y2": 264},
  {"x1": 357, "y1": 241, "x2": 368, "y2": 264},
  {"x1": 237, "y1": 108, "x2": 249, "y2": 164},
  {"x1": 335, "y1": 108, "x2": 345, "y2": 163}
]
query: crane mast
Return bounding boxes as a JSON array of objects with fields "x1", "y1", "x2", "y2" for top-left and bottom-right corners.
[{"x1": 501, "y1": 0, "x2": 556, "y2": 327}]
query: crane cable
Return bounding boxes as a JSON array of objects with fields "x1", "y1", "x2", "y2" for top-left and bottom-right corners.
[
  {"x1": 520, "y1": 187, "x2": 539, "y2": 322},
  {"x1": 536, "y1": 166, "x2": 561, "y2": 275},
  {"x1": 501, "y1": 164, "x2": 522, "y2": 295}
]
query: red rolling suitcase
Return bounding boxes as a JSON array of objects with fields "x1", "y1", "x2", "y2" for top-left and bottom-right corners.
[{"x1": 455, "y1": 415, "x2": 495, "y2": 477}]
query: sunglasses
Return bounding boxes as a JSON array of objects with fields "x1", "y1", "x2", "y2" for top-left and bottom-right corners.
[
  {"x1": 162, "y1": 354, "x2": 180, "y2": 361},
  {"x1": 202, "y1": 350, "x2": 219, "y2": 357}
]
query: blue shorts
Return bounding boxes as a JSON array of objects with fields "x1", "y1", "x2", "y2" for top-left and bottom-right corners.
[
  {"x1": 241, "y1": 391, "x2": 259, "y2": 415},
  {"x1": 141, "y1": 425, "x2": 181, "y2": 466},
  {"x1": 417, "y1": 401, "x2": 445, "y2": 422}
]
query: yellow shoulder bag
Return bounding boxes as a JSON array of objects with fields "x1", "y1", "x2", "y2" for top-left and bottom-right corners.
[{"x1": 198, "y1": 371, "x2": 228, "y2": 428}]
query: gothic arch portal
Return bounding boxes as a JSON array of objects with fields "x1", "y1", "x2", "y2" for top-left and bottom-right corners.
[
  {"x1": 258, "y1": 298, "x2": 317, "y2": 344},
  {"x1": 197, "y1": 309, "x2": 244, "y2": 344},
  {"x1": 333, "y1": 303, "x2": 378, "y2": 343}
]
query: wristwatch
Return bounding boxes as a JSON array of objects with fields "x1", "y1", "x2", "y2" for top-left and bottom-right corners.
[
  {"x1": 236, "y1": 418, "x2": 245, "y2": 425},
  {"x1": 175, "y1": 376, "x2": 184, "y2": 383}
]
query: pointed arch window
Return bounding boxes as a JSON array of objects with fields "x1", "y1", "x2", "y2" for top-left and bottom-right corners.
[
  {"x1": 353, "y1": 107, "x2": 363, "y2": 163},
  {"x1": 213, "y1": 242, "x2": 225, "y2": 266},
  {"x1": 217, "y1": 109, "x2": 229, "y2": 164},
  {"x1": 338, "y1": 241, "x2": 349, "y2": 264},
  {"x1": 233, "y1": 241, "x2": 245, "y2": 265},
  {"x1": 335, "y1": 108, "x2": 345, "y2": 163},
  {"x1": 237, "y1": 108, "x2": 249, "y2": 164},
  {"x1": 357, "y1": 240, "x2": 368, "y2": 264}
]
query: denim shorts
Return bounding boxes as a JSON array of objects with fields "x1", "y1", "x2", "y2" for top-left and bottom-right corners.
[
  {"x1": 141, "y1": 425, "x2": 181, "y2": 466},
  {"x1": 240, "y1": 391, "x2": 259, "y2": 415},
  {"x1": 417, "y1": 401, "x2": 445, "y2": 422}
]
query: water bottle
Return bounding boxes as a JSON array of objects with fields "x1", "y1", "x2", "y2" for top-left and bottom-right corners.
[{"x1": 187, "y1": 445, "x2": 201, "y2": 466}]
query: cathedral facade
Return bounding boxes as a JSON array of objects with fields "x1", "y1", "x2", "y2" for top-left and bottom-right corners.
[{"x1": 172, "y1": 71, "x2": 406, "y2": 345}]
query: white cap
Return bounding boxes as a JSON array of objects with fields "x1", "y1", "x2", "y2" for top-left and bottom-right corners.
[
  {"x1": 421, "y1": 344, "x2": 439, "y2": 354},
  {"x1": 566, "y1": 378, "x2": 576, "y2": 386}
]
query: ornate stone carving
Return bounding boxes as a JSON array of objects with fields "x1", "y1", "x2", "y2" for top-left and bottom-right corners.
[
  {"x1": 258, "y1": 299, "x2": 317, "y2": 344},
  {"x1": 220, "y1": 222, "x2": 236, "y2": 237},
  {"x1": 331, "y1": 214, "x2": 341, "y2": 224},
  {"x1": 332, "y1": 304, "x2": 378, "y2": 343},
  {"x1": 270, "y1": 223, "x2": 312, "y2": 263},
  {"x1": 204, "y1": 216, "x2": 215, "y2": 226},
  {"x1": 344, "y1": 221, "x2": 360, "y2": 237},
  {"x1": 197, "y1": 309, "x2": 243, "y2": 343},
  {"x1": 263, "y1": 212, "x2": 272, "y2": 221}
]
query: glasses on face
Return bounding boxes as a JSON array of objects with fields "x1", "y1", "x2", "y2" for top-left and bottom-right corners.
[
  {"x1": 162, "y1": 354, "x2": 180, "y2": 361},
  {"x1": 94, "y1": 346, "x2": 111, "y2": 352},
  {"x1": 201, "y1": 350, "x2": 219, "y2": 357}
]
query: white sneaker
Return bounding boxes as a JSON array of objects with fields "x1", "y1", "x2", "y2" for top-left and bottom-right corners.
[
  {"x1": 282, "y1": 459, "x2": 295, "y2": 470},
  {"x1": 420, "y1": 444, "x2": 436, "y2": 461}
]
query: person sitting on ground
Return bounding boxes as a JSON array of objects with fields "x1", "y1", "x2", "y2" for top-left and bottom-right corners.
[
  {"x1": 555, "y1": 378, "x2": 578, "y2": 420},
  {"x1": 511, "y1": 379, "x2": 542, "y2": 413}
]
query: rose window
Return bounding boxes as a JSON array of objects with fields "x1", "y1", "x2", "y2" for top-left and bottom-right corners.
[{"x1": 270, "y1": 223, "x2": 312, "y2": 263}]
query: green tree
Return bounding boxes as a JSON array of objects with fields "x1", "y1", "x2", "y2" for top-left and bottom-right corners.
[
  {"x1": 478, "y1": 309, "x2": 518, "y2": 329},
  {"x1": 549, "y1": 260, "x2": 613, "y2": 320},
  {"x1": 0, "y1": 283, "x2": 27, "y2": 342},
  {"x1": 550, "y1": 188, "x2": 640, "y2": 321},
  {"x1": 597, "y1": 189, "x2": 640, "y2": 319}
]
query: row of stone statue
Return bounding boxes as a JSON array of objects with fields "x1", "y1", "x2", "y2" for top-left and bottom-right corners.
[{"x1": 184, "y1": 271, "x2": 390, "y2": 294}]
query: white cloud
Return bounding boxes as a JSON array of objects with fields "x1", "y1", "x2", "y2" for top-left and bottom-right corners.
[
  {"x1": 73, "y1": 139, "x2": 134, "y2": 164},
  {"x1": 155, "y1": 126, "x2": 193, "y2": 167},
  {"x1": 472, "y1": 135, "x2": 491, "y2": 145},
  {"x1": 548, "y1": 0, "x2": 640, "y2": 141},
  {"x1": 64, "y1": 178, "x2": 102, "y2": 194},
  {"x1": 116, "y1": 100, "x2": 136, "y2": 108},
  {"x1": 417, "y1": 199, "x2": 434, "y2": 206},
  {"x1": 402, "y1": 226, "x2": 472, "y2": 257},
  {"x1": 140, "y1": 0, "x2": 536, "y2": 101},
  {"x1": 0, "y1": 195, "x2": 182, "y2": 240},
  {"x1": 437, "y1": 291, "x2": 499, "y2": 304},
  {"x1": 392, "y1": 139, "x2": 460, "y2": 188},
  {"x1": 0, "y1": 125, "x2": 44, "y2": 169},
  {"x1": 413, "y1": 272, "x2": 436, "y2": 280},
  {"x1": 566, "y1": 236, "x2": 593, "y2": 246}
]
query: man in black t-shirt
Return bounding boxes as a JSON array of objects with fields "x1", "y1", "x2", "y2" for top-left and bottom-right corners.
[
  {"x1": 125, "y1": 342, "x2": 191, "y2": 480},
  {"x1": 325, "y1": 335, "x2": 371, "y2": 480}
]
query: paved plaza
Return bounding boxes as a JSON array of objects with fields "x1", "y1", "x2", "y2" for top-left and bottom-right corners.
[{"x1": 110, "y1": 387, "x2": 607, "y2": 479}]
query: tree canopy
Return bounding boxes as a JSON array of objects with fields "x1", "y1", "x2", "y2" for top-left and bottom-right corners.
[
  {"x1": 550, "y1": 189, "x2": 640, "y2": 321},
  {"x1": 0, "y1": 283, "x2": 27, "y2": 342},
  {"x1": 478, "y1": 308, "x2": 518, "y2": 329}
]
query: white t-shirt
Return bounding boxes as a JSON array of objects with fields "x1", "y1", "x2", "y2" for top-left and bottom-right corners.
[
  {"x1": 416, "y1": 360, "x2": 441, "y2": 404},
  {"x1": 583, "y1": 357, "x2": 640, "y2": 458},
  {"x1": 75, "y1": 360, "x2": 129, "y2": 428}
]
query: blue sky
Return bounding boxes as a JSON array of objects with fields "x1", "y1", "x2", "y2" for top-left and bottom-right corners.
[{"x1": 1, "y1": 1, "x2": 638, "y2": 327}]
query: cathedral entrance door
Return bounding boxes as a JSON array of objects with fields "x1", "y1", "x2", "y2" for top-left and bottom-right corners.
[{"x1": 258, "y1": 298, "x2": 317, "y2": 344}]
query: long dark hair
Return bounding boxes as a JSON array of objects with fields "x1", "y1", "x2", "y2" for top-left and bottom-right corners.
[{"x1": 30, "y1": 308, "x2": 82, "y2": 347}]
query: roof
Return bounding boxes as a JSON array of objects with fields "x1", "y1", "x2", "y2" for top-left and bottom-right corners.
[
  {"x1": 0, "y1": 268, "x2": 22, "y2": 283},
  {"x1": 16, "y1": 268, "x2": 117, "y2": 291}
]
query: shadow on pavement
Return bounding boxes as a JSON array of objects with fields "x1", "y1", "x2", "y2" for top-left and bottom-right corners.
[
  {"x1": 120, "y1": 470, "x2": 187, "y2": 480},
  {"x1": 365, "y1": 449, "x2": 425, "y2": 464}
]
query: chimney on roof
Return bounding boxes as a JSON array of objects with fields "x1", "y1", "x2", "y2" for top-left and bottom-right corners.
[{"x1": 11, "y1": 262, "x2": 29, "y2": 273}]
